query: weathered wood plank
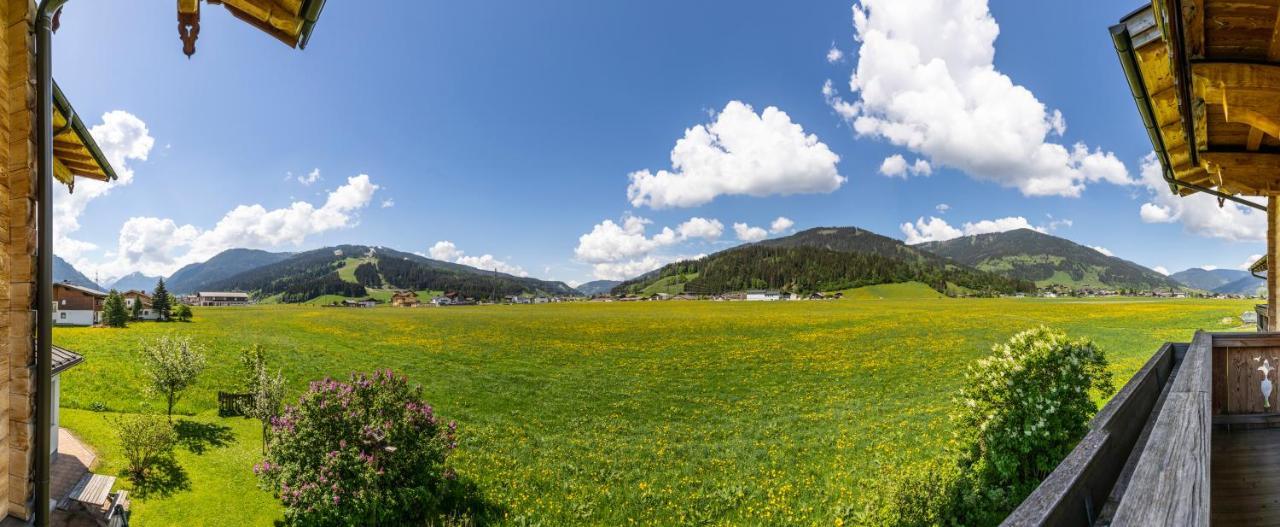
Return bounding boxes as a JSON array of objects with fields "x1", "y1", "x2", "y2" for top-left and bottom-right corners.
[{"x1": 1110, "y1": 331, "x2": 1211, "y2": 527}]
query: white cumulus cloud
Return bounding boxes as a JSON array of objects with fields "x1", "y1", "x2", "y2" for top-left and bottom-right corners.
[
  {"x1": 733, "y1": 222, "x2": 769, "y2": 242},
  {"x1": 74, "y1": 174, "x2": 380, "y2": 280},
  {"x1": 935, "y1": 203, "x2": 950, "y2": 213},
  {"x1": 626, "y1": 100, "x2": 844, "y2": 208},
  {"x1": 900, "y1": 215, "x2": 1044, "y2": 244},
  {"x1": 827, "y1": 46, "x2": 845, "y2": 63},
  {"x1": 429, "y1": 240, "x2": 528, "y2": 277},
  {"x1": 676, "y1": 217, "x2": 724, "y2": 240},
  {"x1": 55, "y1": 111, "x2": 155, "y2": 261},
  {"x1": 1153, "y1": 266, "x2": 1170, "y2": 276},
  {"x1": 826, "y1": 0, "x2": 1132, "y2": 197},
  {"x1": 297, "y1": 168, "x2": 321, "y2": 186},
  {"x1": 878, "y1": 154, "x2": 932, "y2": 178},
  {"x1": 1089, "y1": 246, "x2": 1114, "y2": 257},
  {"x1": 1136, "y1": 152, "x2": 1265, "y2": 241},
  {"x1": 769, "y1": 216, "x2": 795, "y2": 234}
]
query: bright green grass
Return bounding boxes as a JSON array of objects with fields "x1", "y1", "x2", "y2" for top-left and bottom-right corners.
[
  {"x1": 54, "y1": 298, "x2": 1253, "y2": 525},
  {"x1": 836, "y1": 281, "x2": 946, "y2": 300}
]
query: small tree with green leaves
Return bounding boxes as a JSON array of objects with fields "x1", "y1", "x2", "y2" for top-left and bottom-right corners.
[
  {"x1": 140, "y1": 335, "x2": 207, "y2": 422},
  {"x1": 174, "y1": 304, "x2": 192, "y2": 322},
  {"x1": 129, "y1": 296, "x2": 142, "y2": 321},
  {"x1": 103, "y1": 290, "x2": 128, "y2": 328},
  {"x1": 116, "y1": 411, "x2": 176, "y2": 480},
  {"x1": 240, "y1": 346, "x2": 286, "y2": 453},
  {"x1": 152, "y1": 278, "x2": 171, "y2": 321}
]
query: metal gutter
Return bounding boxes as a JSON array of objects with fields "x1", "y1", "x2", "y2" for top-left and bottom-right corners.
[
  {"x1": 1110, "y1": 23, "x2": 1265, "y2": 212},
  {"x1": 51, "y1": 81, "x2": 117, "y2": 181},
  {"x1": 298, "y1": 0, "x2": 327, "y2": 50},
  {"x1": 34, "y1": 1, "x2": 68, "y2": 524}
]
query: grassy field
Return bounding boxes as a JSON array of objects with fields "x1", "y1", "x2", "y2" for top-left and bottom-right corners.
[{"x1": 52, "y1": 296, "x2": 1254, "y2": 525}]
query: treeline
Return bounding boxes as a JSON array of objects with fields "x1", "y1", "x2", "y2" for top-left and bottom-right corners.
[
  {"x1": 206, "y1": 250, "x2": 366, "y2": 303},
  {"x1": 377, "y1": 257, "x2": 530, "y2": 299},
  {"x1": 354, "y1": 262, "x2": 382, "y2": 287},
  {"x1": 615, "y1": 246, "x2": 1035, "y2": 296}
]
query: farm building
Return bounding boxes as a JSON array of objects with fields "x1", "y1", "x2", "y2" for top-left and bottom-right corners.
[
  {"x1": 744, "y1": 290, "x2": 781, "y2": 301},
  {"x1": 390, "y1": 291, "x2": 421, "y2": 307},
  {"x1": 121, "y1": 290, "x2": 159, "y2": 320},
  {"x1": 195, "y1": 292, "x2": 250, "y2": 307},
  {"x1": 1007, "y1": 4, "x2": 1280, "y2": 525},
  {"x1": 52, "y1": 283, "x2": 105, "y2": 326},
  {"x1": 332, "y1": 298, "x2": 377, "y2": 308}
]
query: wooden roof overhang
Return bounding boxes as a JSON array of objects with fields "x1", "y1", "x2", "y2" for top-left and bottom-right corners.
[
  {"x1": 177, "y1": 0, "x2": 326, "y2": 57},
  {"x1": 1113, "y1": 0, "x2": 1280, "y2": 204},
  {"x1": 51, "y1": 81, "x2": 115, "y2": 190}
]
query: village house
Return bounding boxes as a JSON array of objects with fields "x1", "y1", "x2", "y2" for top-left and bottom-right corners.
[
  {"x1": 121, "y1": 290, "x2": 158, "y2": 320},
  {"x1": 390, "y1": 291, "x2": 421, "y2": 307},
  {"x1": 52, "y1": 283, "x2": 105, "y2": 326},
  {"x1": 195, "y1": 291, "x2": 250, "y2": 307},
  {"x1": 744, "y1": 290, "x2": 781, "y2": 301}
]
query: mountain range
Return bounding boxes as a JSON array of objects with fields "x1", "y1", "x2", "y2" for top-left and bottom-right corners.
[
  {"x1": 917, "y1": 229, "x2": 1184, "y2": 292},
  {"x1": 1168, "y1": 268, "x2": 1263, "y2": 296},
  {"x1": 53, "y1": 227, "x2": 1259, "y2": 303}
]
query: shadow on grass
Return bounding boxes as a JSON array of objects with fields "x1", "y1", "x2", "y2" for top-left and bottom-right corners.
[
  {"x1": 175, "y1": 419, "x2": 235, "y2": 454},
  {"x1": 132, "y1": 456, "x2": 190, "y2": 499},
  {"x1": 435, "y1": 475, "x2": 506, "y2": 526},
  {"x1": 266, "y1": 474, "x2": 506, "y2": 527}
]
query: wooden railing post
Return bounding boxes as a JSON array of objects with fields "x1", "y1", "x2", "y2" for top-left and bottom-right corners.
[{"x1": 1269, "y1": 197, "x2": 1278, "y2": 331}]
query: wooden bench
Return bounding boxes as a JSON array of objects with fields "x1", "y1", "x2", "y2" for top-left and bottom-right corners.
[{"x1": 56, "y1": 473, "x2": 127, "y2": 525}]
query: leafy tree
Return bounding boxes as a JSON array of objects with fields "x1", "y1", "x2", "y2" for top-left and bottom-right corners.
[
  {"x1": 129, "y1": 295, "x2": 142, "y2": 321},
  {"x1": 174, "y1": 304, "x2": 193, "y2": 322},
  {"x1": 140, "y1": 335, "x2": 207, "y2": 422},
  {"x1": 852, "y1": 327, "x2": 1114, "y2": 526},
  {"x1": 256, "y1": 370, "x2": 457, "y2": 526},
  {"x1": 103, "y1": 290, "x2": 128, "y2": 328},
  {"x1": 353, "y1": 262, "x2": 382, "y2": 287},
  {"x1": 152, "y1": 278, "x2": 171, "y2": 321},
  {"x1": 240, "y1": 345, "x2": 285, "y2": 453},
  {"x1": 116, "y1": 412, "x2": 176, "y2": 480}
]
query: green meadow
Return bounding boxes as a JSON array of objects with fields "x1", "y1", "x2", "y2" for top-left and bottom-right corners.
[{"x1": 53, "y1": 296, "x2": 1254, "y2": 525}]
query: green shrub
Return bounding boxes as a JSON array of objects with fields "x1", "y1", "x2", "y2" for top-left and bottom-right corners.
[
  {"x1": 256, "y1": 370, "x2": 457, "y2": 526},
  {"x1": 853, "y1": 327, "x2": 1114, "y2": 526},
  {"x1": 174, "y1": 304, "x2": 192, "y2": 322},
  {"x1": 116, "y1": 412, "x2": 176, "y2": 480}
]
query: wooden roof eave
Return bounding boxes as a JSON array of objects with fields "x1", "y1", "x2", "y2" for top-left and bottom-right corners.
[
  {"x1": 1112, "y1": 5, "x2": 1267, "y2": 211},
  {"x1": 51, "y1": 81, "x2": 116, "y2": 185}
]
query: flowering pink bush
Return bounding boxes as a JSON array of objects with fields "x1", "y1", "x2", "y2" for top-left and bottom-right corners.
[{"x1": 255, "y1": 370, "x2": 457, "y2": 525}]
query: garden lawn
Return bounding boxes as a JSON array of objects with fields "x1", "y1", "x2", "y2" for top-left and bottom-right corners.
[{"x1": 53, "y1": 297, "x2": 1253, "y2": 526}]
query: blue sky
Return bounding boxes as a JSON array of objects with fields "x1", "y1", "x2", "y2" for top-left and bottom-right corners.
[{"x1": 48, "y1": 1, "x2": 1265, "y2": 286}]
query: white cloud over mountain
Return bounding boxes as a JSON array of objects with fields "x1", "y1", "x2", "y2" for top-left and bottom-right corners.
[
  {"x1": 76, "y1": 174, "x2": 381, "y2": 281},
  {"x1": 429, "y1": 241, "x2": 528, "y2": 277},
  {"x1": 733, "y1": 222, "x2": 768, "y2": 242},
  {"x1": 1136, "y1": 153, "x2": 1266, "y2": 242},
  {"x1": 769, "y1": 216, "x2": 795, "y2": 234},
  {"x1": 900, "y1": 215, "x2": 1048, "y2": 244},
  {"x1": 626, "y1": 101, "x2": 844, "y2": 209},
  {"x1": 826, "y1": 0, "x2": 1131, "y2": 197},
  {"x1": 575, "y1": 215, "x2": 733, "y2": 280}
]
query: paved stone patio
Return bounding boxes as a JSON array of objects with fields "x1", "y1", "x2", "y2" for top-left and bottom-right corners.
[{"x1": 0, "y1": 428, "x2": 103, "y2": 527}]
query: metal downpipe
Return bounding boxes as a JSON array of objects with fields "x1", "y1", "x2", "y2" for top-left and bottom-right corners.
[{"x1": 34, "y1": 1, "x2": 68, "y2": 524}]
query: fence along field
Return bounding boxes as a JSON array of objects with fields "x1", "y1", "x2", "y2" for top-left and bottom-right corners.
[{"x1": 51, "y1": 297, "x2": 1253, "y2": 525}]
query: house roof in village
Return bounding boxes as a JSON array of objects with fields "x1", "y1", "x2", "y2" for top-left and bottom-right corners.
[
  {"x1": 1113, "y1": 1, "x2": 1280, "y2": 199},
  {"x1": 52, "y1": 81, "x2": 116, "y2": 188},
  {"x1": 54, "y1": 281, "x2": 106, "y2": 297},
  {"x1": 198, "y1": 291, "x2": 249, "y2": 298},
  {"x1": 51, "y1": 345, "x2": 84, "y2": 375}
]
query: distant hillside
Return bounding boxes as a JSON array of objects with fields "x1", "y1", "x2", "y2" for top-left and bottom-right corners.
[
  {"x1": 614, "y1": 227, "x2": 1034, "y2": 296},
  {"x1": 576, "y1": 280, "x2": 621, "y2": 296},
  {"x1": 917, "y1": 229, "x2": 1183, "y2": 292},
  {"x1": 108, "y1": 272, "x2": 161, "y2": 293},
  {"x1": 54, "y1": 256, "x2": 100, "y2": 290},
  {"x1": 1214, "y1": 274, "x2": 1265, "y2": 296},
  {"x1": 1169, "y1": 268, "x2": 1250, "y2": 291},
  {"x1": 166, "y1": 248, "x2": 292, "y2": 294},
  {"x1": 206, "y1": 245, "x2": 579, "y2": 303}
]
